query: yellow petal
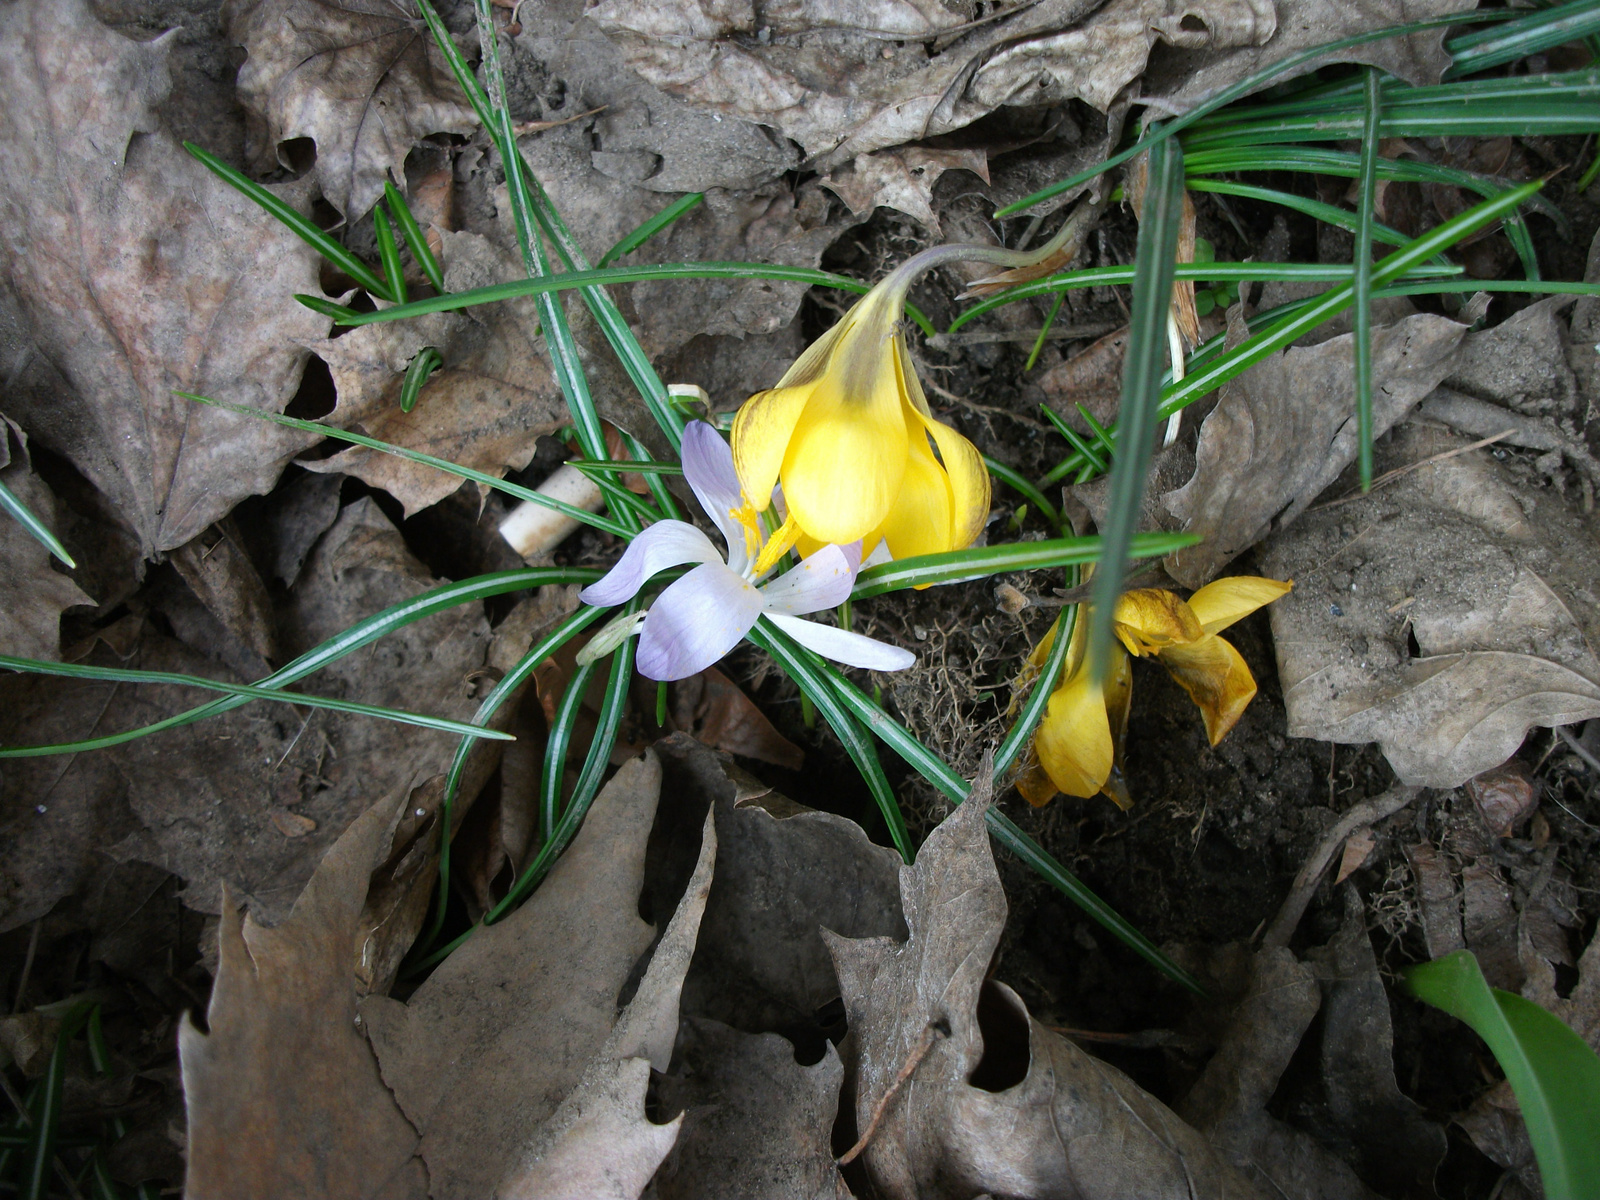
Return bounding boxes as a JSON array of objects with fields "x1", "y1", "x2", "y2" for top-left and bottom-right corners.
[
  {"x1": 772, "y1": 301, "x2": 858, "y2": 391},
  {"x1": 872, "y1": 423, "x2": 952, "y2": 561},
  {"x1": 1034, "y1": 659, "x2": 1114, "y2": 799},
  {"x1": 732, "y1": 383, "x2": 813, "y2": 514},
  {"x1": 1112, "y1": 588, "x2": 1203, "y2": 656},
  {"x1": 1185, "y1": 576, "x2": 1293, "y2": 635},
  {"x1": 1014, "y1": 743, "x2": 1059, "y2": 807},
  {"x1": 1158, "y1": 634, "x2": 1257, "y2": 745},
  {"x1": 1100, "y1": 648, "x2": 1134, "y2": 810},
  {"x1": 903, "y1": 358, "x2": 990, "y2": 551},
  {"x1": 778, "y1": 317, "x2": 909, "y2": 544}
]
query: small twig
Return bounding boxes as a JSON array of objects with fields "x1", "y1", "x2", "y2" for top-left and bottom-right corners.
[
  {"x1": 13, "y1": 920, "x2": 39, "y2": 1015},
  {"x1": 1262, "y1": 784, "x2": 1421, "y2": 948},
  {"x1": 1309, "y1": 429, "x2": 1514, "y2": 513},
  {"x1": 1557, "y1": 725, "x2": 1600, "y2": 777},
  {"x1": 837, "y1": 1021, "x2": 947, "y2": 1166}
]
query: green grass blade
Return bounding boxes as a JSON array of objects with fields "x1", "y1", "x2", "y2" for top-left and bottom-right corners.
[
  {"x1": 750, "y1": 619, "x2": 913, "y2": 861},
  {"x1": 0, "y1": 655, "x2": 514, "y2": 743},
  {"x1": 802, "y1": 652, "x2": 1203, "y2": 992},
  {"x1": 178, "y1": 392, "x2": 638, "y2": 538},
  {"x1": 384, "y1": 179, "x2": 446, "y2": 293},
  {"x1": 992, "y1": 8, "x2": 1522, "y2": 216},
  {"x1": 947, "y1": 261, "x2": 1461, "y2": 333},
  {"x1": 993, "y1": 600, "x2": 1076, "y2": 778},
  {"x1": 183, "y1": 142, "x2": 394, "y2": 301},
  {"x1": 1354, "y1": 69, "x2": 1383, "y2": 490},
  {"x1": 373, "y1": 203, "x2": 408, "y2": 305},
  {"x1": 1087, "y1": 137, "x2": 1184, "y2": 684},
  {"x1": 0, "y1": 567, "x2": 597, "y2": 758},
  {"x1": 1186, "y1": 179, "x2": 1423, "y2": 254},
  {"x1": 422, "y1": 604, "x2": 606, "y2": 952},
  {"x1": 317, "y1": 261, "x2": 937, "y2": 337},
  {"x1": 850, "y1": 532, "x2": 1196, "y2": 598},
  {"x1": 1406, "y1": 951, "x2": 1600, "y2": 1198},
  {"x1": 566, "y1": 459, "x2": 685, "y2": 475},
  {"x1": 599, "y1": 192, "x2": 705, "y2": 267},
  {"x1": 491, "y1": 626, "x2": 639, "y2": 918},
  {"x1": 983, "y1": 456, "x2": 1061, "y2": 531},
  {"x1": 0, "y1": 478, "x2": 76, "y2": 568},
  {"x1": 1025, "y1": 292, "x2": 1065, "y2": 370},
  {"x1": 22, "y1": 1005, "x2": 91, "y2": 1200},
  {"x1": 1445, "y1": 0, "x2": 1600, "y2": 78},
  {"x1": 1157, "y1": 180, "x2": 1545, "y2": 421},
  {"x1": 540, "y1": 658, "x2": 597, "y2": 846},
  {"x1": 1040, "y1": 405, "x2": 1110, "y2": 473},
  {"x1": 399, "y1": 346, "x2": 442, "y2": 413}
]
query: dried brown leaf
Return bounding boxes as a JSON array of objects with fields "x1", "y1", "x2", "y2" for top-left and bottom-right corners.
[
  {"x1": 0, "y1": 496, "x2": 491, "y2": 932},
  {"x1": 1148, "y1": 0, "x2": 1478, "y2": 114},
  {"x1": 0, "y1": 418, "x2": 94, "y2": 660},
  {"x1": 302, "y1": 231, "x2": 568, "y2": 514},
  {"x1": 0, "y1": 0, "x2": 332, "y2": 556},
  {"x1": 821, "y1": 147, "x2": 988, "y2": 236},
  {"x1": 1162, "y1": 312, "x2": 1467, "y2": 587},
  {"x1": 1261, "y1": 424, "x2": 1600, "y2": 787},
  {"x1": 169, "y1": 518, "x2": 279, "y2": 665},
  {"x1": 590, "y1": 0, "x2": 1274, "y2": 168},
  {"x1": 824, "y1": 772, "x2": 1268, "y2": 1199},
  {"x1": 225, "y1": 0, "x2": 477, "y2": 220},
  {"x1": 179, "y1": 794, "x2": 427, "y2": 1200}
]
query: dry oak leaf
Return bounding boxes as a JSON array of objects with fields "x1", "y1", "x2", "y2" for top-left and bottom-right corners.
[
  {"x1": 361, "y1": 752, "x2": 704, "y2": 1198},
  {"x1": 224, "y1": 0, "x2": 477, "y2": 221},
  {"x1": 1162, "y1": 311, "x2": 1467, "y2": 588},
  {"x1": 0, "y1": 417, "x2": 94, "y2": 661},
  {"x1": 824, "y1": 769, "x2": 1269, "y2": 1200},
  {"x1": 588, "y1": 0, "x2": 1274, "y2": 170},
  {"x1": 1261, "y1": 423, "x2": 1600, "y2": 787},
  {"x1": 0, "y1": 0, "x2": 333, "y2": 557},
  {"x1": 822, "y1": 147, "x2": 989, "y2": 236},
  {"x1": 301, "y1": 230, "x2": 567, "y2": 515},
  {"x1": 179, "y1": 793, "x2": 427, "y2": 1200}
]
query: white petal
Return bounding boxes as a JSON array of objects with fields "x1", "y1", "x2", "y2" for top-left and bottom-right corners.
[
  {"x1": 680, "y1": 421, "x2": 749, "y2": 570},
  {"x1": 759, "y1": 544, "x2": 856, "y2": 616},
  {"x1": 863, "y1": 540, "x2": 895, "y2": 568},
  {"x1": 637, "y1": 561, "x2": 764, "y2": 680},
  {"x1": 767, "y1": 613, "x2": 916, "y2": 672},
  {"x1": 578, "y1": 521, "x2": 721, "y2": 607}
]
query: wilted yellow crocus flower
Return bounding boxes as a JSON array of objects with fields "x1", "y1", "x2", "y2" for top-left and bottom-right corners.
[
  {"x1": 731, "y1": 274, "x2": 989, "y2": 562},
  {"x1": 1017, "y1": 575, "x2": 1292, "y2": 810}
]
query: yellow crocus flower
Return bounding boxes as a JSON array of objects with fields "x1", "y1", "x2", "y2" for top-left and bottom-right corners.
[
  {"x1": 730, "y1": 263, "x2": 990, "y2": 561},
  {"x1": 1017, "y1": 576, "x2": 1292, "y2": 809}
]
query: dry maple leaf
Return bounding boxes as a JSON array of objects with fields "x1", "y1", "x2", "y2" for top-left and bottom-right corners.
[
  {"x1": 225, "y1": 0, "x2": 477, "y2": 221},
  {"x1": 0, "y1": 0, "x2": 334, "y2": 557},
  {"x1": 824, "y1": 764, "x2": 1269, "y2": 1199},
  {"x1": 822, "y1": 147, "x2": 989, "y2": 237}
]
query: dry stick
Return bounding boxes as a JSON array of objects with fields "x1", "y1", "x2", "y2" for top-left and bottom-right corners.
[
  {"x1": 1262, "y1": 784, "x2": 1421, "y2": 948},
  {"x1": 837, "y1": 1021, "x2": 948, "y2": 1166},
  {"x1": 12, "y1": 919, "x2": 39, "y2": 1014},
  {"x1": 1557, "y1": 726, "x2": 1600, "y2": 776},
  {"x1": 1308, "y1": 429, "x2": 1514, "y2": 513}
]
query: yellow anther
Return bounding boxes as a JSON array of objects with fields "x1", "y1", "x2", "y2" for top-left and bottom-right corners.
[{"x1": 751, "y1": 510, "x2": 803, "y2": 576}]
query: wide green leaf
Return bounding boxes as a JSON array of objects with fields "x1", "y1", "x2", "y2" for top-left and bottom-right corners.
[{"x1": 1406, "y1": 951, "x2": 1600, "y2": 1199}]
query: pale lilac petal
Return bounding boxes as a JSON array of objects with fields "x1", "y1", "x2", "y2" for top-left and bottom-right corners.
[
  {"x1": 637, "y1": 561, "x2": 764, "y2": 680},
  {"x1": 680, "y1": 421, "x2": 749, "y2": 569},
  {"x1": 767, "y1": 613, "x2": 916, "y2": 672},
  {"x1": 758, "y1": 544, "x2": 856, "y2": 616},
  {"x1": 578, "y1": 521, "x2": 721, "y2": 607},
  {"x1": 840, "y1": 540, "x2": 863, "y2": 573}
]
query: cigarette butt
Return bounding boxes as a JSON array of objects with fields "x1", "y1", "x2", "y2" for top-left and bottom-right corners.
[{"x1": 498, "y1": 464, "x2": 603, "y2": 559}]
